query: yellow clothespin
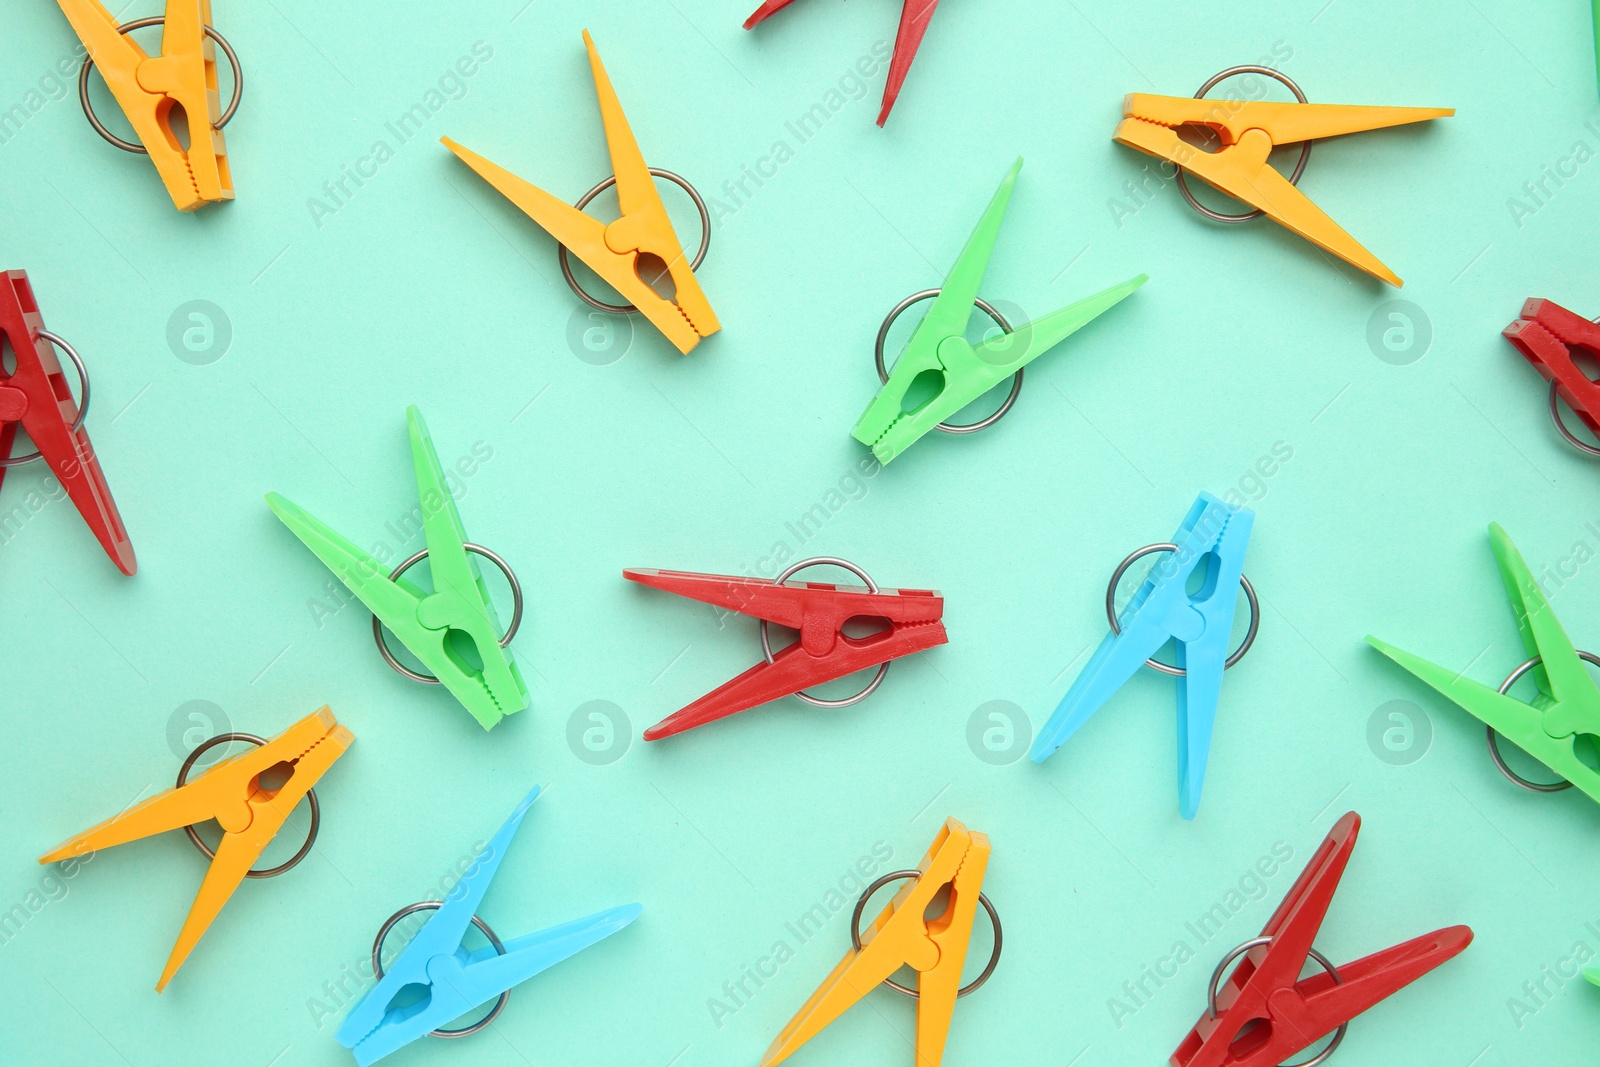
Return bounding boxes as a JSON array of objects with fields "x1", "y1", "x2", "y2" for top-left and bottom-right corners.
[
  {"x1": 765, "y1": 818, "x2": 1000, "y2": 1067},
  {"x1": 40, "y1": 708, "x2": 351, "y2": 990},
  {"x1": 55, "y1": 0, "x2": 240, "y2": 211},
  {"x1": 443, "y1": 30, "x2": 720, "y2": 354},
  {"x1": 1115, "y1": 67, "x2": 1451, "y2": 285}
]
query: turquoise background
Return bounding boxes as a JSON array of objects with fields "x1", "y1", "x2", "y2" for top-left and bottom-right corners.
[{"x1": 2, "y1": 0, "x2": 1599, "y2": 1064}]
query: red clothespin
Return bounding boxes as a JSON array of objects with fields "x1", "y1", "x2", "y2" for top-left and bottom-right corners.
[
  {"x1": 1173, "y1": 813, "x2": 1471, "y2": 1067},
  {"x1": 1503, "y1": 299, "x2": 1600, "y2": 449},
  {"x1": 743, "y1": 0, "x2": 942, "y2": 126},
  {"x1": 624, "y1": 559, "x2": 947, "y2": 740},
  {"x1": 0, "y1": 270, "x2": 134, "y2": 574}
]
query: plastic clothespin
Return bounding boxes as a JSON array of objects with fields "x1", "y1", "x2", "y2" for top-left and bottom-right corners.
[
  {"x1": 743, "y1": 0, "x2": 943, "y2": 126},
  {"x1": 442, "y1": 30, "x2": 719, "y2": 355},
  {"x1": 624, "y1": 563, "x2": 947, "y2": 739},
  {"x1": 1503, "y1": 298, "x2": 1600, "y2": 442},
  {"x1": 54, "y1": 0, "x2": 235, "y2": 211},
  {"x1": 335, "y1": 787, "x2": 641, "y2": 1066},
  {"x1": 1367, "y1": 523, "x2": 1600, "y2": 805},
  {"x1": 764, "y1": 818, "x2": 994, "y2": 1067},
  {"x1": 853, "y1": 157, "x2": 1146, "y2": 464},
  {"x1": 0, "y1": 269, "x2": 135, "y2": 574},
  {"x1": 1030, "y1": 493, "x2": 1255, "y2": 819},
  {"x1": 39, "y1": 708, "x2": 352, "y2": 990},
  {"x1": 1173, "y1": 812, "x2": 1471, "y2": 1067},
  {"x1": 266, "y1": 407, "x2": 528, "y2": 730},
  {"x1": 1115, "y1": 91, "x2": 1452, "y2": 285}
]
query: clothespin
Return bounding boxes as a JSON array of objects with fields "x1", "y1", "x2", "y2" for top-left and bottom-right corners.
[
  {"x1": 1115, "y1": 73, "x2": 1452, "y2": 285},
  {"x1": 1503, "y1": 298, "x2": 1600, "y2": 454},
  {"x1": 743, "y1": 0, "x2": 943, "y2": 126},
  {"x1": 625, "y1": 558, "x2": 947, "y2": 739},
  {"x1": 336, "y1": 787, "x2": 640, "y2": 1066},
  {"x1": 442, "y1": 30, "x2": 719, "y2": 355},
  {"x1": 1173, "y1": 812, "x2": 1471, "y2": 1067},
  {"x1": 266, "y1": 407, "x2": 528, "y2": 730},
  {"x1": 855, "y1": 158, "x2": 1145, "y2": 464},
  {"x1": 0, "y1": 269, "x2": 134, "y2": 574},
  {"x1": 54, "y1": 0, "x2": 239, "y2": 211},
  {"x1": 1030, "y1": 493, "x2": 1258, "y2": 819},
  {"x1": 1367, "y1": 523, "x2": 1600, "y2": 804},
  {"x1": 764, "y1": 817, "x2": 1000, "y2": 1067},
  {"x1": 40, "y1": 708, "x2": 352, "y2": 990}
]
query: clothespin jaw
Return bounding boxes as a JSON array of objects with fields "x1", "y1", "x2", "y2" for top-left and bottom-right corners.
[
  {"x1": 743, "y1": 0, "x2": 942, "y2": 125},
  {"x1": 54, "y1": 0, "x2": 232, "y2": 211},
  {"x1": 1366, "y1": 523, "x2": 1600, "y2": 805},
  {"x1": 763, "y1": 818, "x2": 988, "y2": 1067},
  {"x1": 1173, "y1": 813, "x2": 1472, "y2": 1067},
  {"x1": 265, "y1": 408, "x2": 527, "y2": 730},
  {"x1": 853, "y1": 158, "x2": 1145, "y2": 463},
  {"x1": 1031, "y1": 493, "x2": 1254, "y2": 819},
  {"x1": 0, "y1": 269, "x2": 135, "y2": 573},
  {"x1": 39, "y1": 708, "x2": 352, "y2": 990},
  {"x1": 441, "y1": 31, "x2": 719, "y2": 355},
  {"x1": 1504, "y1": 299, "x2": 1600, "y2": 436},
  {"x1": 1114, "y1": 94, "x2": 1452, "y2": 286},
  {"x1": 623, "y1": 567, "x2": 948, "y2": 739},
  {"x1": 337, "y1": 787, "x2": 642, "y2": 1066}
]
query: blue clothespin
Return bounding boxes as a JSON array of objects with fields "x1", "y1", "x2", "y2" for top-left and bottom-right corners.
[
  {"x1": 336, "y1": 787, "x2": 641, "y2": 1065},
  {"x1": 1029, "y1": 493, "x2": 1258, "y2": 818}
]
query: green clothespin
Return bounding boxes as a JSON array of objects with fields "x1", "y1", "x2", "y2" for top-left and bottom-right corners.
[
  {"x1": 852, "y1": 157, "x2": 1146, "y2": 464},
  {"x1": 1365, "y1": 523, "x2": 1600, "y2": 804},
  {"x1": 266, "y1": 406, "x2": 528, "y2": 730},
  {"x1": 1593, "y1": 0, "x2": 1599, "y2": 95}
]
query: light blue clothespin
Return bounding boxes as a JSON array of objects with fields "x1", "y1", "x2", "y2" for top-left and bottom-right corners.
[
  {"x1": 336, "y1": 787, "x2": 641, "y2": 1065},
  {"x1": 1029, "y1": 493, "x2": 1257, "y2": 819}
]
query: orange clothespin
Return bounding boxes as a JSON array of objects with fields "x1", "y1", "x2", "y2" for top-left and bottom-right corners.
[
  {"x1": 40, "y1": 708, "x2": 352, "y2": 990},
  {"x1": 55, "y1": 0, "x2": 240, "y2": 211},
  {"x1": 442, "y1": 30, "x2": 719, "y2": 355},
  {"x1": 764, "y1": 818, "x2": 1001, "y2": 1067},
  {"x1": 1114, "y1": 67, "x2": 1451, "y2": 285}
]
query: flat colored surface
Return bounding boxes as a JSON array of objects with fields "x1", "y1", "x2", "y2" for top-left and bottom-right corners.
[{"x1": 1, "y1": 1, "x2": 1598, "y2": 1065}]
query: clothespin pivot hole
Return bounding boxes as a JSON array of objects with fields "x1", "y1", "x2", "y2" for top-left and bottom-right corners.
[
  {"x1": 848, "y1": 868, "x2": 1004, "y2": 998},
  {"x1": 558, "y1": 167, "x2": 711, "y2": 314},
  {"x1": 759, "y1": 557, "x2": 892, "y2": 706},
  {"x1": 77, "y1": 17, "x2": 243, "y2": 154},
  {"x1": 1203, "y1": 934, "x2": 1348, "y2": 1065},
  {"x1": 875, "y1": 289, "x2": 1021, "y2": 433},
  {"x1": 1172, "y1": 65, "x2": 1311, "y2": 224},
  {"x1": 0, "y1": 329, "x2": 89, "y2": 466},
  {"x1": 370, "y1": 902, "x2": 509, "y2": 1037},
  {"x1": 373, "y1": 542, "x2": 524, "y2": 685},
  {"x1": 1105, "y1": 541, "x2": 1261, "y2": 675},
  {"x1": 175, "y1": 732, "x2": 320, "y2": 877},
  {"x1": 1487, "y1": 650, "x2": 1600, "y2": 792}
]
